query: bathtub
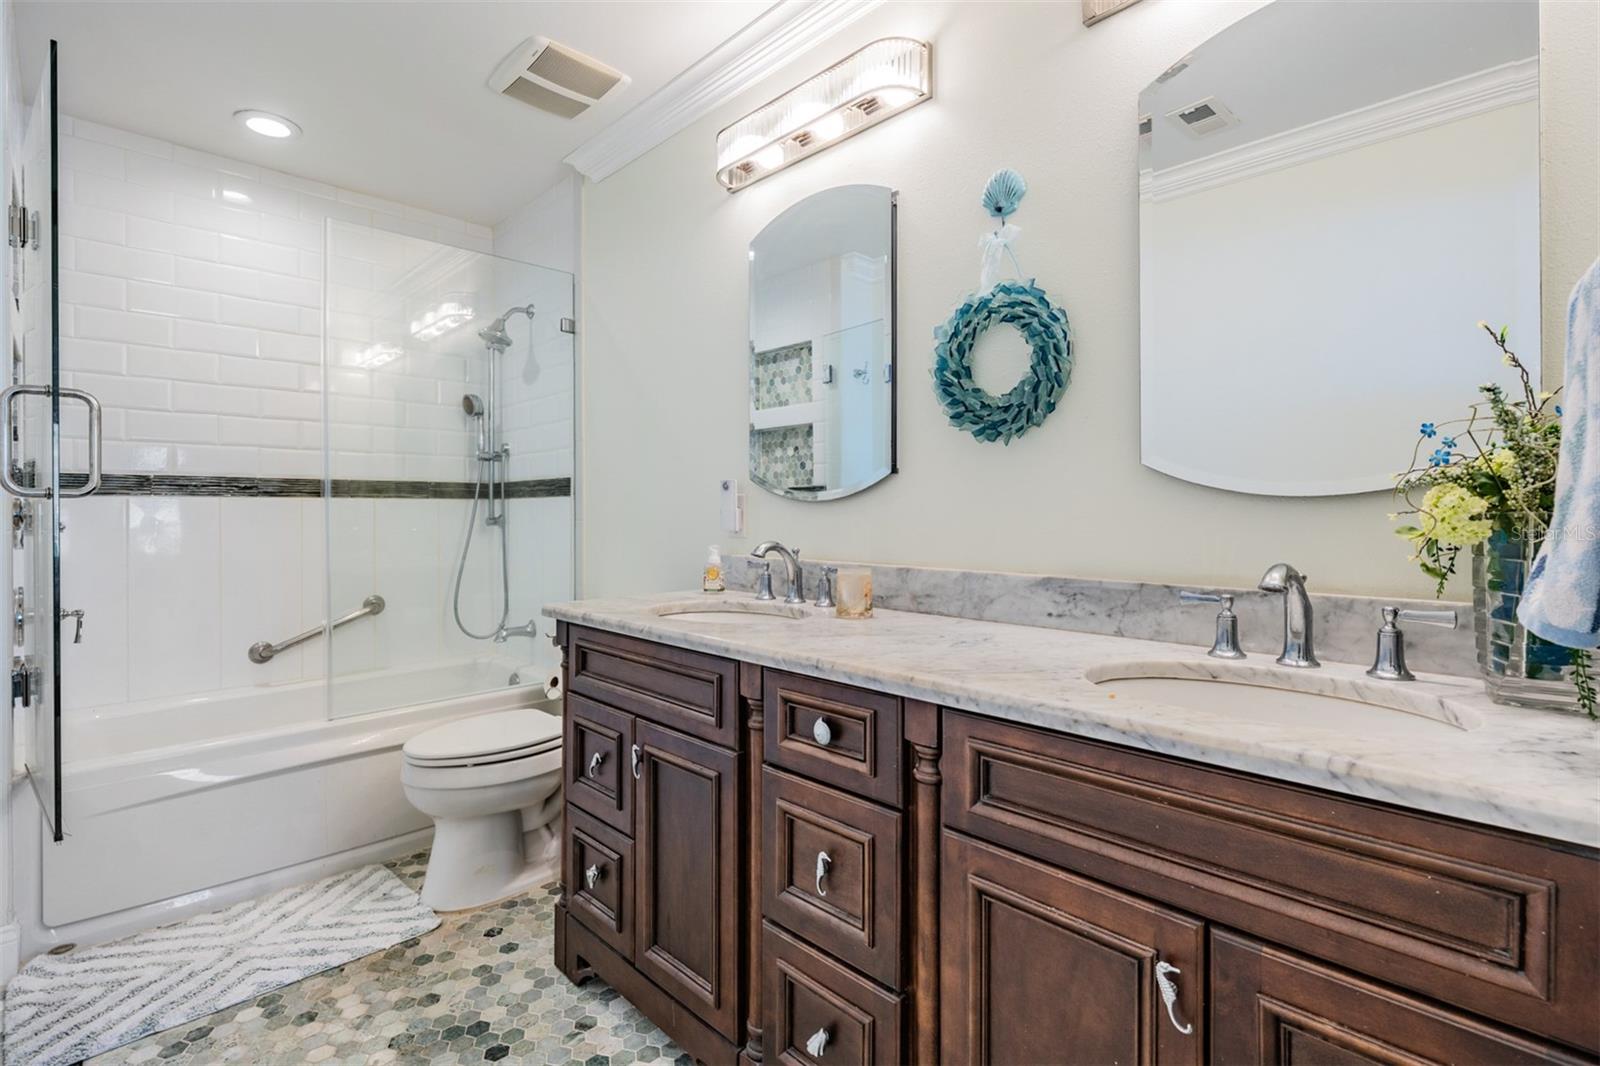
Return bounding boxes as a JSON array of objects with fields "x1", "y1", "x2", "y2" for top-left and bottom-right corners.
[{"x1": 14, "y1": 659, "x2": 558, "y2": 958}]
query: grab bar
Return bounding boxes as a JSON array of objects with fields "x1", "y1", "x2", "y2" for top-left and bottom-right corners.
[{"x1": 249, "y1": 594, "x2": 385, "y2": 664}]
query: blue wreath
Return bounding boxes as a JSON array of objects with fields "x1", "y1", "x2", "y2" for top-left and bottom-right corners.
[{"x1": 932, "y1": 278, "x2": 1072, "y2": 444}]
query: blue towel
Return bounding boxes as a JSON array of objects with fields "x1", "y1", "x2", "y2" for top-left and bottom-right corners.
[{"x1": 1519, "y1": 256, "x2": 1600, "y2": 648}]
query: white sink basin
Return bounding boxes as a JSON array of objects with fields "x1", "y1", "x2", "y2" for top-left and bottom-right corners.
[
  {"x1": 651, "y1": 600, "x2": 808, "y2": 623},
  {"x1": 1086, "y1": 661, "x2": 1480, "y2": 732}
]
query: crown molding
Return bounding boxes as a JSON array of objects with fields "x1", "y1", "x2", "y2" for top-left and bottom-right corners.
[
  {"x1": 1141, "y1": 56, "x2": 1537, "y2": 203},
  {"x1": 565, "y1": 0, "x2": 883, "y2": 183}
]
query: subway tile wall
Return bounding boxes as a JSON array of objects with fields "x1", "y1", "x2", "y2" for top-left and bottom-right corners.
[
  {"x1": 60, "y1": 494, "x2": 572, "y2": 712},
  {"x1": 45, "y1": 117, "x2": 575, "y2": 716},
  {"x1": 56, "y1": 114, "x2": 573, "y2": 482}
]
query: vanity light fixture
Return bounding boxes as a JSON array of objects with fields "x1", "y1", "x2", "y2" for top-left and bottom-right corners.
[
  {"x1": 233, "y1": 109, "x2": 301, "y2": 140},
  {"x1": 409, "y1": 296, "x2": 475, "y2": 341},
  {"x1": 715, "y1": 37, "x2": 930, "y2": 192}
]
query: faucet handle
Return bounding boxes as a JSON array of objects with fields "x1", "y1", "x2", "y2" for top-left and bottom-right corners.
[
  {"x1": 1391, "y1": 606, "x2": 1458, "y2": 629},
  {"x1": 755, "y1": 561, "x2": 776, "y2": 601},
  {"x1": 1178, "y1": 590, "x2": 1245, "y2": 660},
  {"x1": 814, "y1": 567, "x2": 837, "y2": 609},
  {"x1": 1367, "y1": 605, "x2": 1458, "y2": 681}
]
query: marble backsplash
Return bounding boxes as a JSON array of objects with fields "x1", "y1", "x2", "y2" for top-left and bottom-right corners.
[{"x1": 723, "y1": 556, "x2": 1478, "y2": 678}]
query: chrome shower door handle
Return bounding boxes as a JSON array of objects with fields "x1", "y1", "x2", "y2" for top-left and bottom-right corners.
[
  {"x1": 1154, "y1": 960, "x2": 1194, "y2": 1036},
  {"x1": 815, "y1": 851, "x2": 831, "y2": 897},
  {"x1": 0, "y1": 385, "x2": 103, "y2": 498},
  {"x1": 59, "y1": 388, "x2": 103, "y2": 497},
  {"x1": 586, "y1": 752, "x2": 605, "y2": 779},
  {"x1": 0, "y1": 384, "x2": 48, "y2": 499}
]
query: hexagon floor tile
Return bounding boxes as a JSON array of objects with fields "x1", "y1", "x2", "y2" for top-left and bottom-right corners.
[{"x1": 89, "y1": 851, "x2": 686, "y2": 1066}]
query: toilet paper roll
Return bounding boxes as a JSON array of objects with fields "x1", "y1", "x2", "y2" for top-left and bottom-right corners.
[{"x1": 544, "y1": 674, "x2": 563, "y2": 701}]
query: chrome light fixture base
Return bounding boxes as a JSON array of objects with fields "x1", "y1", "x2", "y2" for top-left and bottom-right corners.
[{"x1": 715, "y1": 37, "x2": 931, "y2": 192}]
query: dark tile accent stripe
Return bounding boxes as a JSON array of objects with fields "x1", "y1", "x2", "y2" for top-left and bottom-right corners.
[{"x1": 59, "y1": 473, "x2": 572, "y2": 499}]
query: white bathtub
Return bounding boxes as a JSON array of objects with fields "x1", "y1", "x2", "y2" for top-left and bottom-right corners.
[{"x1": 15, "y1": 659, "x2": 558, "y2": 958}]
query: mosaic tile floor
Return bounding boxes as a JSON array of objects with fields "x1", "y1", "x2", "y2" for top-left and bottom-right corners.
[{"x1": 89, "y1": 851, "x2": 685, "y2": 1066}]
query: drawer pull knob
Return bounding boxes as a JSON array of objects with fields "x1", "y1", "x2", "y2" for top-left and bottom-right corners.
[
  {"x1": 585, "y1": 752, "x2": 605, "y2": 779},
  {"x1": 805, "y1": 1027, "x2": 830, "y2": 1058},
  {"x1": 631, "y1": 743, "x2": 642, "y2": 780},
  {"x1": 584, "y1": 863, "x2": 602, "y2": 890},
  {"x1": 812, "y1": 717, "x2": 833, "y2": 747},
  {"x1": 1154, "y1": 960, "x2": 1193, "y2": 1036},
  {"x1": 815, "y1": 850, "x2": 832, "y2": 897}
]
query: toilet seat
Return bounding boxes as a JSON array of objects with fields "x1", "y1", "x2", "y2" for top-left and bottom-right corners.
[{"x1": 403, "y1": 708, "x2": 562, "y2": 768}]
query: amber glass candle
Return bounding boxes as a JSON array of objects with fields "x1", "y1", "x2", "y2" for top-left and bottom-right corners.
[{"x1": 834, "y1": 568, "x2": 873, "y2": 618}]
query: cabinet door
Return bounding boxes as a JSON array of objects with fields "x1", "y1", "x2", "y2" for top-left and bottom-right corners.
[
  {"x1": 1210, "y1": 930, "x2": 1591, "y2": 1065},
  {"x1": 634, "y1": 720, "x2": 742, "y2": 1040},
  {"x1": 942, "y1": 833, "x2": 1205, "y2": 1066}
]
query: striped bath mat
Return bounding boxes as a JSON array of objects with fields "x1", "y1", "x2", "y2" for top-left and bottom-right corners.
[{"x1": 3, "y1": 864, "x2": 439, "y2": 1066}]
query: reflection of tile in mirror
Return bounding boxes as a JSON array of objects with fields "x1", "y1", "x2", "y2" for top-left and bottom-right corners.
[
  {"x1": 751, "y1": 341, "x2": 814, "y2": 411},
  {"x1": 751, "y1": 425, "x2": 817, "y2": 492}
]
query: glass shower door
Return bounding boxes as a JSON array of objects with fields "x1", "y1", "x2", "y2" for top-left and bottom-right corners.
[
  {"x1": 322, "y1": 222, "x2": 574, "y2": 720},
  {"x1": 7, "y1": 42, "x2": 62, "y2": 839}
]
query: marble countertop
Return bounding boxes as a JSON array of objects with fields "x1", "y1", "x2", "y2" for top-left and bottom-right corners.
[{"x1": 544, "y1": 592, "x2": 1600, "y2": 849}]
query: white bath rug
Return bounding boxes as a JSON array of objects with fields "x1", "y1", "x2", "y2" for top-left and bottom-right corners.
[{"x1": 2, "y1": 864, "x2": 439, "y2": 1066}]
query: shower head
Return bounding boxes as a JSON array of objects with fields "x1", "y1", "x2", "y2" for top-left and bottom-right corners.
[
  {"x1": 462, "y1": 393, "x2": 485, "y2": 417},
  {"x1": 478, "y1": 303, "x2": 536, "y2": 352}
]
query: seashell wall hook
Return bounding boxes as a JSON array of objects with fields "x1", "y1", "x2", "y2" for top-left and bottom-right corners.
[{"x1": 982, "y1": 168, "x2": 1028, "y2": 220}]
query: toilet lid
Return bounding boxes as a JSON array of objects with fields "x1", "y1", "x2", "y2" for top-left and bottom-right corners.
[{"x1": 403, "y1": 708, "x2": 562, "y2": 764}]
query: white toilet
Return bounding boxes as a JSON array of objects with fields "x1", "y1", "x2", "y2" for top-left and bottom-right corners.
[{"x1": 401, "y1": 707, "x2": 564, "y2": 911}]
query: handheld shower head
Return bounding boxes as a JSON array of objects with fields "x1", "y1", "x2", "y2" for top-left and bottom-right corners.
[{"x1": 462, "y1": 393, "x2": 485, "y2": 417}]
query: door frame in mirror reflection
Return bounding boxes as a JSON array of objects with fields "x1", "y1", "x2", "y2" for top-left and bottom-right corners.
[
  {"x1": 1136, "y1": 0, "x2": 1540, "y2": 497},
  {"x1": 748, "y1": 185, "x2": 897, "y2": 502}
]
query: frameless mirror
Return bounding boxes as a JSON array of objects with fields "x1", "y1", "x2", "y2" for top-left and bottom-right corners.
[
  {"x1": 1138, "y1": 0, "x2": 1539, "y2": 496},
  {"x1": 749, "y1": 185, "x2": 896, "y2": 501}
]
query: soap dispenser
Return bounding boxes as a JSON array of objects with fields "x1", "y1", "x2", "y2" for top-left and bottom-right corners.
[{"x1": 703, "y1": 545, "x2": 725, "y2": 593}]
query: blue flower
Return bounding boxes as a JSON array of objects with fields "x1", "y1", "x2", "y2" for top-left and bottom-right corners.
[
  {"x1": 1428, "y1": 447, "x2": 1453, "y2": 467},
  {"x1": 1419, "y1": 422, "x2": 1436, "y2": 438},
  {"x1": 1440, "y1": 436, "x2": 1457, "y2": 449},
  {"x1": 1555, "y1": 404, "x2": 1563, "y2": 417}
]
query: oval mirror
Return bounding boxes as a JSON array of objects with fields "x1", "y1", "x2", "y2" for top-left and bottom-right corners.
[
  {"x1": 748, "y1": 185, "x2": 896, "y2": 501},
  {"x1": 1137, "y1": 0, "x2": 1540, "y2": 496}
]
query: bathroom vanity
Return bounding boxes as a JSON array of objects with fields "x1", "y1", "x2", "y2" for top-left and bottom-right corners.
[{"x1": 548, "y1": 596, "x2": 1599, "y2": 1066}]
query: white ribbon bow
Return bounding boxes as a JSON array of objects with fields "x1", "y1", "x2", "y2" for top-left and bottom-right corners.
[{"x1": 979, "y1": 223, "x2": 1023, "y2": 292}]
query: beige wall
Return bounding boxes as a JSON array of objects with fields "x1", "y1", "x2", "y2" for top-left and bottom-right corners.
[
  {"x1": 1541, "y1": 0, "x2": 1599, "y2": 386},
  {"x1": 581, "y1": 0, "x2": 1595, "y2": 601}
]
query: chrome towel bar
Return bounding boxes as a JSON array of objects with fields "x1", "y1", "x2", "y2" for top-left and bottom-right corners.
[{"x1": 249, "y1": 594, "x2": 385, "y2": 664}]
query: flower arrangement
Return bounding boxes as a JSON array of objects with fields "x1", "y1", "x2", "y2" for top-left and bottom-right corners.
[{"x1": 1391, "y1": 323, "x2": 1594, "y2": 716}]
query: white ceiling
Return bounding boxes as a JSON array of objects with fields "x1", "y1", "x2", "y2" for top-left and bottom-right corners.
[{"x1": 14, "y1": 0, "x2": 773, "y2": 226}]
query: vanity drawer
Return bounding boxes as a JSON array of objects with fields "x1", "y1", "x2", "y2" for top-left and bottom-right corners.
[
  {"x1": 942, "y1": 710, "x2": 1600, "y2": 1052},
  {"x1": 764, "y1": 670, "x2": 901, "y2": 806},
  {"x1": 568, "y1": 626, "x2": 739, "y2": 747},
  {"x1": 764, "y1": 921, "x2": 902, "y2": 1066},
  {"x1": 762, "y1": 767, "x2": 903, "y2": 988},
  {"x1": 565, "y1": 694, "x2": 633, "y2": 833},
  {"x1": 565, "y1": 807, "x2": 633, "y2": 960}
]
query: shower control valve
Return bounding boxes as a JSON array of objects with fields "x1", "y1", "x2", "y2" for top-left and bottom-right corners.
[{"x1": 60, "y1": 608, "x2": 85, "y2": 644}]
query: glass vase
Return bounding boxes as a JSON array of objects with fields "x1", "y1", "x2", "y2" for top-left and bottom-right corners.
[{"x1": 1472, "y1": 531, "x2": 1581, "y2": 711}]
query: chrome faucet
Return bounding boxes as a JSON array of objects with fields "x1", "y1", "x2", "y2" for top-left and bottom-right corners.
[
  {"x1": 494, "y1": 619, "x2": 538, "y2": 643},
  {"x1": 751, "y1": 541, "x2": 804, "y2": 605},
  {"x1": 1258, "y1": 563, "x2": 1318, "y2": 667}
]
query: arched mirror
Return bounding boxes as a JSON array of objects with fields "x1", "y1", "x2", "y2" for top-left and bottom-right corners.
[{"x1": 748, "y1": 184, "x2": 896, "y2": 501}]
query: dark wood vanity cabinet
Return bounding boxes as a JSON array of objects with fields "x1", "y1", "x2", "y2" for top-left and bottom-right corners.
[{"x1": 555, "y1": 624, "x2": 1600, "y2": 1065}]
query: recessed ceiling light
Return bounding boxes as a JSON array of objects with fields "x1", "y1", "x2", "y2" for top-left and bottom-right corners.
[{"x1": 234, "y1": 109, "x2": 301, "y2": 140}]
